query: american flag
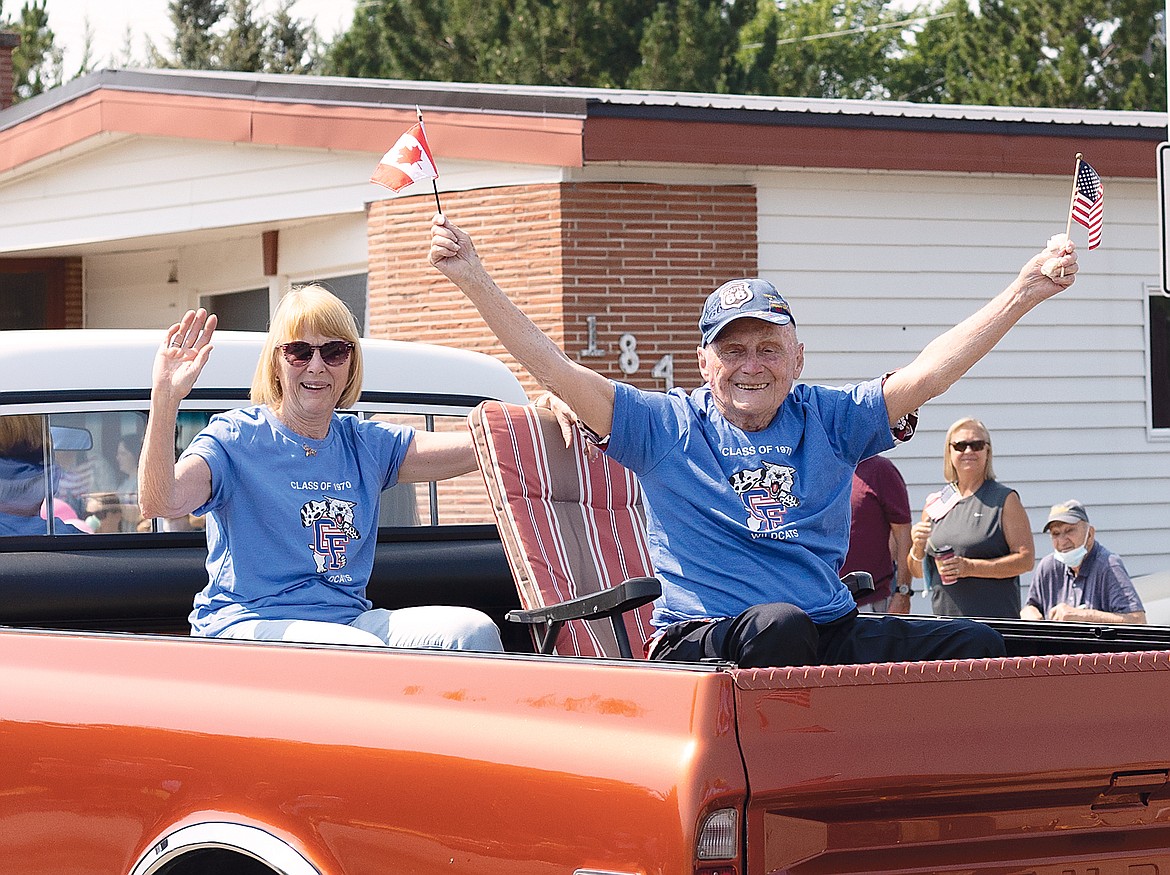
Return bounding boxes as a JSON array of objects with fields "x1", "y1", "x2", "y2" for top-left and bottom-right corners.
[{"x1": 1071, "y1": 159, "x2": 1103, "y2": 250}]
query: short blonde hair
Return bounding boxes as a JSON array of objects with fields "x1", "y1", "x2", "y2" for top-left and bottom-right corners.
[
  {"x1": 942, "y1": 417, "x2": 995, "y2": 482},
  {"x1": 251, "y1": 285, "x2": 364, "y2": 410}
]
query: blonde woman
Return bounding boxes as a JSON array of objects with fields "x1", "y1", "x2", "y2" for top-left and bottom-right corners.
[
  {"x1": 139, "y1": 291, "x2": 503, "y2": 650},
  {"x1": 907, "y1": 417, "x2": 1034, "y2": 618}
]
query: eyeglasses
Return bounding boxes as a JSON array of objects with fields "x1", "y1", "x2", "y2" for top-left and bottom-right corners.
[
  {"x1": 279, "y1": 341, "x2": 355, "y2": 367},
  {"x1": 89, "y1": 508, "x2": 120, "y2": 518},
  {"x1": 950, "y1": 440, "x2": 988, "y2": 453}
]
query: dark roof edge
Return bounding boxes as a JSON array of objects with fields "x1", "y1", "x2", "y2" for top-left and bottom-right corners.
[{"x1": 587, "y1": 100, "x2": 1167, "y2": 141}]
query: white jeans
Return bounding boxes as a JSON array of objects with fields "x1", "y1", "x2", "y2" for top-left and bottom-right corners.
[{"x1": 215, "y1": 606, "x2": 504, "y2": 652}]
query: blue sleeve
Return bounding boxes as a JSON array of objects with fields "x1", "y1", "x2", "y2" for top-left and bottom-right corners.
[
  {"x1": 807, "y1": 378, "x2": 894, "y2": 465},
  {"x1": 607, "y1": 381, "x2": 687, "y2": 475},
  {"x1": 360, "y1": 418, "x2": 415, "y2": 491},
  {"x1": 180, "y1": 414, "x2": 239, "y2": 516}
]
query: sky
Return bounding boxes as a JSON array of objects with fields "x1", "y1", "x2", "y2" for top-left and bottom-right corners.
[{"x1": 39, "y1": 0, "x2": 358, "y2": 73}]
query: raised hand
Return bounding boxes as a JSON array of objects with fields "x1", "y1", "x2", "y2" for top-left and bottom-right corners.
[
  {"x1": 153, "y1": 308, "x2": 217, "y2": 403},
  {"x1": 1028, "y1": 233, "x2": 1078, "y2": 295},
  {"x1": 428, "y1": 212, "x2": 485, "y2": 286}
]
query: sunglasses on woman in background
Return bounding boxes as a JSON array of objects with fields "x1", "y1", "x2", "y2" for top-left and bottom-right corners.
[{"x1": 950, "y1": 439, "x2": 988, "y2": 453}]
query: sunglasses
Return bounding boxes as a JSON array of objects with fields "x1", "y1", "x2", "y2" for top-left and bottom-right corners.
[
  {"x1": 950, "y1": 439, "x2": 988, "y2": 453},
  {"x1": 89, "y1": 508, "x2": 120, "y2": 518},
  {"x1": 279, "y1": 340, "x2": 355, "y2": 367}
]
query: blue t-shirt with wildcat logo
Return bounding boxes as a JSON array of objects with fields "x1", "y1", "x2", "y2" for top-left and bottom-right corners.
[
  {"x1": 182, "y1": 405, "x2": 413, "y2": 637},
  {"x1": 607, "y1": 378, "x2": 892, "y2": 627}
]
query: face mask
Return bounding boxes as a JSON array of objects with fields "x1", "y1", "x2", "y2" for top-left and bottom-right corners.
[{"x1": 1053, "y1": 532, "x2": 1090, "y2": 568}]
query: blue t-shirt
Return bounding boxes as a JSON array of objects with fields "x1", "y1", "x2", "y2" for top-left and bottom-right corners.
[
  {"x1": 182, "y1": 406, "x2": 414, "y2": 636},
  {"x1": 607, "y1": 379, "x2": 893, "y2": 626}
]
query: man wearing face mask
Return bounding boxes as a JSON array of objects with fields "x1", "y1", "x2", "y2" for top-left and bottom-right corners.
[{"x1": 1021, "y1": 500, "x2": 1145, "y2": 624}]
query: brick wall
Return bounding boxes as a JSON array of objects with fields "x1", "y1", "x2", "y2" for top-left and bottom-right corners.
[
  {"x1": 367, "y1": 181, "x2": 757, "y2": 530},
  {"x1": 0, "y1": 31, "x2": 19, "y2": 111},
  {"x1": 367, "y1": 181, "x2": 758, "y2": 397},
  {"x1": 64, "y1": 257, "x2": 83, "y2": 328}
]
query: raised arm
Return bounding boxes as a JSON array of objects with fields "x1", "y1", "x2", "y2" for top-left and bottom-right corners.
[
  {"x1": 138, "y1": 309, "x2": 216, "y2": 520},
  {"x1": 883, "y1": 236, "x2": 1078, "y2": 424},
  {"x1": 429, "y1": 213, "x2": 616, "y2": 437}
]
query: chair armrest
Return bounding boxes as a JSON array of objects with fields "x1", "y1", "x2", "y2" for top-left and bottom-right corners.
[
  {"x1": 506, "y1": 577, "x2": 661, "y2": 626},
  {"x1": 841, "y1": 571, "x2": 875, "y2": 600}
]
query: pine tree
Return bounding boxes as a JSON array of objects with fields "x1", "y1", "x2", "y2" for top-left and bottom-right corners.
[
  {"x1": 153, "y1": 0, "x2": 228, "y2": 69},
  {"x1": 264, "y1": 0, "x2": 320, "y2": 74},
  {"x1": 628, "y1": 0, "x2": 741, "y2": 92},
  {"x1": 218, "y1": 0, "x2": 264, "y2": 72},
  {"x1": 2, "y1": 0, "x2": 62, "y2": 100}
]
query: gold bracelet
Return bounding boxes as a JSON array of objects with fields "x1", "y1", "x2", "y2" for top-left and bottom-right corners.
[{"x1": 909, "y1": 550, "x2": 925, "y2": 563}]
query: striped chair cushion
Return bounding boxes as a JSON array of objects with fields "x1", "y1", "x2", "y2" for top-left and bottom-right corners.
[{"x1": 469, "y1": 401, "x2": 657, "y2": 658}]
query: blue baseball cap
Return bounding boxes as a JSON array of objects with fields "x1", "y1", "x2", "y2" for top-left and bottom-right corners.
[{"x1": 699, "y1": 278, "x2": 795, "y2": 346}]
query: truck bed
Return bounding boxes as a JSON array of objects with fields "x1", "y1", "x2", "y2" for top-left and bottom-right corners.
[{"x1": 734, "y1": 651, "x2": 1170, "y2": 874}]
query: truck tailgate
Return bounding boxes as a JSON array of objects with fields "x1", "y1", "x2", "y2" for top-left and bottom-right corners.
[{"x1": 732, "y1": 651, "x2": 1170, "y2": 874}]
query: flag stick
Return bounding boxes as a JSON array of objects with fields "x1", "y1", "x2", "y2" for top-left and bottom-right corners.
[
  {"x1": 417, "y1": 106, "x2": 443, "y2": 215},
  {"x1": 1061, "y1": 152, "x2": 1083, "y2": 278}
]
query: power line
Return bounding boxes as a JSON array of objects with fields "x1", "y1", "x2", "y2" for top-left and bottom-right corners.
[{"x1": 742, "y1": 10, "x2": 957, "y2": 50}]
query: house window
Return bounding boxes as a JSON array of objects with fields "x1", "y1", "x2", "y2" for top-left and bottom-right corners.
[{"x1": 202, "y1": 274, "x2": 367, "y2": 334}]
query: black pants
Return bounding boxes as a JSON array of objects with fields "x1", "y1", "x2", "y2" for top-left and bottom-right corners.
[{"x1": 650, "y1": 602, "x2": 1006, "y2": 668}]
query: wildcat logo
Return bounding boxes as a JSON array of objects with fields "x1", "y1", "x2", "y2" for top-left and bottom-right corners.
[
  {"x1": 728, "y1": 460, "x2": 800, "y2": 533},
  {"x1": 300, "y1": 496, "x2": 361, "y2": 573}
]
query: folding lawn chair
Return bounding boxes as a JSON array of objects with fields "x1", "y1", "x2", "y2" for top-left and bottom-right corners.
[{"x1": 469, "y1": 401, "x2": 660, "y2": 658}]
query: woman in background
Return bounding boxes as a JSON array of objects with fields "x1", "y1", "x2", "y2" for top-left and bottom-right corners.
[{"x1": 906, "y1": 417, "x2": 1034, "y2": 618}]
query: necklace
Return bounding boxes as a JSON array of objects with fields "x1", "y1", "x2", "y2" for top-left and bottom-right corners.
[{"x1": 303, "y1": 444, "x2": 317, "y2": 457}]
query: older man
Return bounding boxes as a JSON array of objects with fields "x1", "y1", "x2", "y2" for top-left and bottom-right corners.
[
  {"x1": 430, "y1": 214, "x2": 1078, "y2": 667},
  {"x1": 1022, "y1": 500, "x2": 1145, "y2": 624}
]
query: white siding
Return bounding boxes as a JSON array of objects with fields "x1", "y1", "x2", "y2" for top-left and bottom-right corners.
[
  {"x1": 753, "y1": 168, "x2": 1168, "y2": 577},
  {"x1": 0, "y1": 136, "x2": 565, "y2": 254}
]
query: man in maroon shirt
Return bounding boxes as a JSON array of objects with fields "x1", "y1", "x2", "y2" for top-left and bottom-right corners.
[{"x1": 843, "y1": 455, "x2": 913, "y2": 613}]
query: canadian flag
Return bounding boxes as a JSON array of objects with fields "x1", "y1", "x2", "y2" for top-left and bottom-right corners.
[{"x1": 370, "y1": 122, "x2": 439, "y2": 193}]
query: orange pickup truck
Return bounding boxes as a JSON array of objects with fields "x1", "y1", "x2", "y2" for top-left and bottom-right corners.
[{"x1": 3, "y1": 331, "x2": 1170, "y2": 875}]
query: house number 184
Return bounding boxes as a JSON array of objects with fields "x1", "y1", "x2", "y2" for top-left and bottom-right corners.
[{"x1": 617, "y1": 333, "x2": 674, "y2": 390}]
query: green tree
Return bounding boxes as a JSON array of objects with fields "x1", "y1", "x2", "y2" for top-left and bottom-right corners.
[
  {"x1": 897, "y1": 0, "x2": 1165, "y2": 110},
  {"x1": 325, "y1": 0, "x2": 477, "y2": 80},
  {"x1": 150, "y1": 0, "x2": 320, "y2": 73},
  {"x1": 629, "y1": 0, "x2": 749, "y2": 92},
  {"x1": 325, "y1": 0, "x2": 664, "y2": 87},
  {"x1": 735, "y1": 0, "x2": 919, "y2": 99},
  {"x1": 219, "y1": 0, "x2": 264, "y2": 71},
  {"x1": 1, "y1": 0, "x2": 61, "y2": 101},
  {"x1": 151, "y1": 0, "x2": 226, "y2": 68},
  {"x1": 264, "y1": 0, "x2": 320, "y2": 73},
  {"x1": 1095, "y1": 0, "x2": 1166, "y2": 110}
]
